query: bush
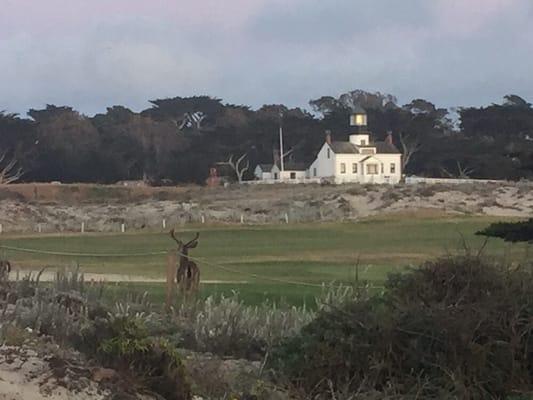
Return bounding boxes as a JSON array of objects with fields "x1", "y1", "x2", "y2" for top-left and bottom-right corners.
[
  {"x1": 2, "y1": 270, "x2": 191, "y2": 400},
  {"x1": 272, "y1": 256, "x2": 533, "y2": 399},
  {"x1": 477, "y1": 219, "x2": 533, "y2": 242},
  {"x1": 94, "y1": 315, "x2": 191, "y2": 400},
  {"x1": 172, "y1": 294, "x2": 314, "y2": 359}
]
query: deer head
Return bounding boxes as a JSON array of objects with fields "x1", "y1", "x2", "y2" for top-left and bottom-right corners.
[{"x1": 170, "y1": 229, "x2": 200, "y2": 256}]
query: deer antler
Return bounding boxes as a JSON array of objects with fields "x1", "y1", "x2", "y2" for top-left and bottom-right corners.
[
  {"x1": 184, "y1": 232, "x2": 200, "y2": 248},
  {"x1": 169, "y1": 229, "x2": 183, "y2": 246}
]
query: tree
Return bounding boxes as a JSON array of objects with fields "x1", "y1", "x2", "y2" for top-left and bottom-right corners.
[
  {"x1": 503, "y1": 94, "x2": 531, "y2": 109},
  {"x1": 0, "y1": 151, "x2": 23, "y2": 184},
  {"x1": 399, "y1": 132, "x2": 422, "y2": 171},
  {"x1": 440, "y1": 160, "x2": 474, "y2": 179},
  {"x1": 218, "y1": 154, "x2": 249, "y2": 183}
]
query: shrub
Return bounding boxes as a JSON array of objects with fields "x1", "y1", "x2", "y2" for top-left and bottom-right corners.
[
  {"x1": 173, "y1": 294, "x2": 314, "y2": 359},
  {"x1": 346, "y1": 185, "x2": 367, "y2": 196},
  {"x1": 2, "y1": 270, "x2": 191, "y2": 400},
  {"x1": 477, "y1": 219, "x2": 533, "y2": 242},
  {"x1": 272, "y1": 256, "x2": 533, "y2": 399},
  {"x1": 95, "y1": 315, "x2": 191, "y2": 400}
]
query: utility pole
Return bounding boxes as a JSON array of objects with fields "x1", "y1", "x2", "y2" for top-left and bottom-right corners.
[{"x1": 279, "y1": 111, "x2": 285, "y2": 172}]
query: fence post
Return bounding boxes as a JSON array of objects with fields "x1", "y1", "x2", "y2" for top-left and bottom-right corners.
[
  {"x1": 0, "y1": 224, "x2": 2, "y2": 234},
  {"x1": 284, "y1": 213, "x2": 289, "y2": 224},
  {"x1": 240, "y1": 214, "x2": 244, "y2": 224},
  {"x1": 121, "y1": 223, "x2": 125, "y2": 233},
  {"x1": 38, "y1": 224, "x2": 42, "y2": 233},
  {"x1": 201, "y1": 215, "x2": 205, "y2": 224},
  {"x1": 162, "y1": 219, "x2": 167, "y2": 229},
  {"x1": 81, "y1": 222, "x2": 85, "y2": 233}
]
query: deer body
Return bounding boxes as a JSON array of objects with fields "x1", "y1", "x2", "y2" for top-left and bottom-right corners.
[{"x1": 170, "y1": 230, "x2": 200, "y2": 294}]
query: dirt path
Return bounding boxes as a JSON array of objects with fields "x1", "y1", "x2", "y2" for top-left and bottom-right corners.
[{"x1": 8, "y1": 270, "x2": 248, "y2": 284}]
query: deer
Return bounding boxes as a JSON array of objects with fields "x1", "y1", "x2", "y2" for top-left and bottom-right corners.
[{"x1": 169, "y1": 229, "x2": 200, "y2": 293}]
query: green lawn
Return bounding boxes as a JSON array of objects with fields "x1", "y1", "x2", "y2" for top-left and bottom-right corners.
[{"x1": 0, "y1": 215, "x2": 526, "y2": 305}]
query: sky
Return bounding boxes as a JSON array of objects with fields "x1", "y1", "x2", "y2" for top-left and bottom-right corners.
[{"x1": 1, "y1": 0, "x2": 532, "y2": 115}]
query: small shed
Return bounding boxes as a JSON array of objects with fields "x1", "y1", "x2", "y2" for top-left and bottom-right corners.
[{"x1": 254, "y1": 164, "x2": 274, "y2": 180}]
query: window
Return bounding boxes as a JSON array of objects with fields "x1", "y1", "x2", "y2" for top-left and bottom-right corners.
[
  {"x1": 290, "y1": 172, "x2": 296, "y2": 179},
  {"x1": 340, "y1": 163, "x2": 346, "y2": 174},
  {"x1": 274, "y1": 172, "x2": 278, "y2": 179},
  {"x1": 327, "y1": 148, "x2": 331, "y2": 159},
  {"x1": 313, "y1": 168, "x2": 317, "y2": 177},
  {"x1": 361, "y1": 148, "x2": 375, "y2": 155},
  {"x1": 366, "y1": 164, "x2": 378, "y2": 175},
  {"x1": 360, "y1": 140, "x2": 366, "y2": 146},
  {"x1": 352, "y1": 163, "x2": 357, "y2": 173},
  {"x1": 390, "y1": 163, "x2": 396, "y2": 174}
]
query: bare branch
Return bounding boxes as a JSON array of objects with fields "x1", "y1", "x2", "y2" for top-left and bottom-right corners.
[
  {"x1": 439, "y1": 161, "x2": 474, "y2": 179},
  {"x1": 0, "y1": 151, "x2": 24, "y2": 184},
  {"x1": 218, "y1": 153, "x2": 249, "y2": 183},
  {"x1": 399, "y1": 132, "x2": 422, "y2": 171}
]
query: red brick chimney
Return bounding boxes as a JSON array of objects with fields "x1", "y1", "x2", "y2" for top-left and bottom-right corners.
[
  {"x1": 325, "y1": 130, "x2": 332, "y2": 145},
  {"x1": 385, "y1": 131, "x2": 393, "y2": 145}
]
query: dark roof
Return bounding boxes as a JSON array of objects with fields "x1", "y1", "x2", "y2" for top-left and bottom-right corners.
[
  {"x1": 329, "y1": 140, "x2": 400, "y2": 154},
  {"x1": 375, "y1": 141, "x2": 401, "y2": 154},
  {"x1": 257, "y1": 163, "x2": 273, "y2": 171},
  {"x1": 352, "y1": 105, "x2": 366, "y2": 114},
  {"x1": 283, "y1": 162, "x2": 307, "y2": 171},
  {"x1": 329, "y1": 142, "x2": 359, "y2": 154}
]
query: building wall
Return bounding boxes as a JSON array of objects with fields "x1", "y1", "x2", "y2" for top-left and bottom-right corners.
[
  {"x1": 280, "y1": 170, "x2": 306, "y2": 181},
  {"x1": 333, "y1": 153, "x2": 402, "y2": 184},
  {"x1": 308, "y1": 143, "x2": 336, "y2": 179}
]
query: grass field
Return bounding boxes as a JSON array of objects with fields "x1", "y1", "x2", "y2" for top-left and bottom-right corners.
[{"x1": 0, "y1": 214, "x2": 526, "y2": 305}]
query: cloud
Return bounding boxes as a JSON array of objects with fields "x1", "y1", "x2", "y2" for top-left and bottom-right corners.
[{"x1": 0, "y1": 0, "x2": 532, "y2": 115}]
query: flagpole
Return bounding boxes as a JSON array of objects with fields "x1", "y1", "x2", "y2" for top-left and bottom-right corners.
[{"x1": 279, "y1": 112, "x2": 285, "y2": 172}]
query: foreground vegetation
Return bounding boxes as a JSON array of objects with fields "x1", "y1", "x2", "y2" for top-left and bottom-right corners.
[{"x1": 3, "y1": 251, "x2": 533, "y2": 399}]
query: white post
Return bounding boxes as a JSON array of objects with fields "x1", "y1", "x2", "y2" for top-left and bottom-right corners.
[
  {"x1": 81, "y1": 222, "x2": 85, "y2": 233},
  {"x1": 240, "y1": 214, "x2": 244, "y2": 224},
  {"x1": 0, "y1": 224, "x2": 3, "y2": 234},
  {"x1": 201, "y1": 215, "x2": 205, "y2": 224},
  {"x1": 279, "y1": 112, "x2": 285, "y2": 172},
  {"x1": 38, "y1": 224, "x2": 42, "y2": 233},
  {"x1": 121, "y1": 223, "x2": 125, "y2": 233},
  {"x1": 162, "y1": 219, "x2": 166, "y2": 229},
  {"x1": 284, "y1": 213, "x2": 289, "y2": 224}
]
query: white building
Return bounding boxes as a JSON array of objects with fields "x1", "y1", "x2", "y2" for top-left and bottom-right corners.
[
  {"x1": 254, "y1": 164, "x2": 274, "y2": 180},
  {"x1": 307, "y1": 107, "x2": 402, "y2": 184},
  {"x1": 254, "y1": 162, "x2": 307, "y2": 183}
]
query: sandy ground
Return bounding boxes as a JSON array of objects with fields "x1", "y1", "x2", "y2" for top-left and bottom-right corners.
[
  {"x1": 0, "y1": 182, "x2": 532, "y2": 234},
  {"x1": 0, "y1": 346, "x2": 106, "y2": 400}
]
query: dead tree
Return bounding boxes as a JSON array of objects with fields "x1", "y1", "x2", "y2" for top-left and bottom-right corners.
[
  {"x1": 218, "y1": 153, "x2": 249, "y2": 183},
  {"x1": 440, "y1": 161, "x2": 475, "y2": 179},
  {"x1": 169, "y1": 229, "x2": 200, "y2": 295},
  {"x1": 0, "y1": 152, "x2": 23, "y2": 184},
  {"x1": 399, "y1": 132, "x2": 422, "y2": 171}
]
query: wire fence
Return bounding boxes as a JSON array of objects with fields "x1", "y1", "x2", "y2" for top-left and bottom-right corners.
[{"x1": 0, "y1": 244, "x2": 328, "y2": 288}]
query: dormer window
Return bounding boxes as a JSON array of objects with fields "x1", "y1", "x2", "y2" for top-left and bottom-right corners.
[
  {"x1": 360, "y1": 140, "x2": 366, "y2": 145},
  {"x1": 360, "y1": 148, "x2": 375, "y2": 155},
  {"x1": 327, "y1": 148, "x2": 330, "y2": 159}
]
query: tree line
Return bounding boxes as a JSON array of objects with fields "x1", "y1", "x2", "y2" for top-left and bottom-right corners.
[{"x1": 1, "y1": 91, "x2": 533, "y2": 184}]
